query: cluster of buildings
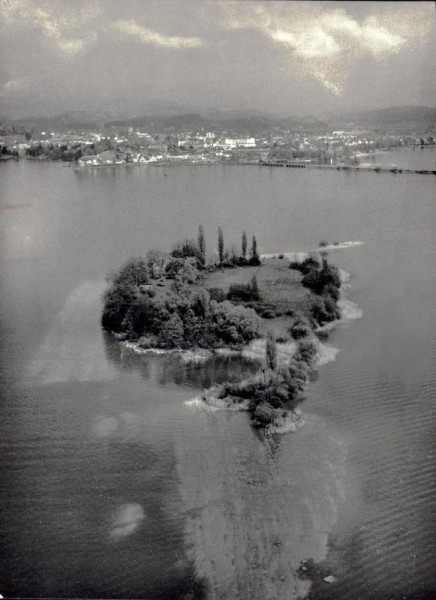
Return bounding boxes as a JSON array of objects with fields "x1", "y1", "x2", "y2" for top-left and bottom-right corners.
[{"x1": 1, "y1": 127, "x2": 435, "y2": 168}]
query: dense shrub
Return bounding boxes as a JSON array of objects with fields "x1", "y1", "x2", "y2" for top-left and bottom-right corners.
[
  {"x1": 165, "y1": 257, "x2": 185, "y2": 279},
  {"x1": 289, "y1": 260, "x2": 301, "y2": 270},
  {"x1": 243, "y1": 301, "x2": 277, "y2": 318},
  {"x1": 140, "y1": 287, "x2": 156, "y2": 298},
  {"x1": 216, "y1": 333, "x2": 318, "y2": 427},
  {"x1": 110, "y1": 258, "x2": 150, "y2": 287},
  {"x1": 165, "y1": 257, "x2": 200, "y2": 282},
  {"x1": 323, "y1": 263, "x2": 341, "y2": 288},
  {"x1": 221, "y1": 373, "x2": 290, "y2": 410},
  {"x1": 146, "y1": 249, "x2": 167, "y2": 279},
  {"x1": 258, "y1": 373, "x2": 290, "y2": 409},
  {"x1": 324, "y1": 284, "x2": 340, "y2": 302},
  {"x1": 299, "y1": 256, "x2": 321, "y2": 274},
  {"x1": 323, "y1": 295, "x2": 340, "y2": 318},
  {"x1": 310, "y1": 295, "x2": 339, "y2": 326},
  {"x1": 193, "y1": 289, "x2": 210, "y2": 318},
  {"x1": 208, "y1": 287, "x2": 226, "y2": 303},
  {"x1": 181, "y1": 308, "x2": 206, "y2": 347},
  {"x1": 289, "y1": 256, "x2": 321, "y2": 274},
  {"x1": 138, "y1": 335, "x2": 158, "y2": 349},
  {"x1": 302, "y1": 261, "x2": 341, "y2": 295},
  {"x1": 227, "y1": 276, "x2": 261, "y2": 302},
  {"x1": 165, "y1": 282, "x2": 194, "y2": 317},
  {"x1": 260, "y1": 308, "x2": 276, "y2": 319},
  {"x1": 236, "y1": 256, "x2": 249, "y2": 267},
  {"x1": 170, "y1": 239, "x2": 205, "y2": 269},
  {"x1": 157, "y1": 312, "x2": 184, "y2": 348},
  {"x1": 122, "y1": 297, "x2": 170, "y2": 338},
  {"x1": 223, "y1": 247, "x2": 240, "y2": 268},
  {"x1": 177, "y1": 258, "x2": 201, "y2": 284},
  {"x1": 227, "y1": 283, "x2": 253, "y2": 302},
  {"x1": 209, "y1": 300, "x2": 260, "y2": 346},
  {"x1": 289, "y1": 315, "x2": 312, "y2": 339},
  {"x1": 287, "y1": 361, "x2": 308, "y2": 393},
  {"x1": 294, "y1": 339, "x2": 318, "y2": 364},
  {"x1": 102, "y1": 284, "x2": 137, "y2": 332}
]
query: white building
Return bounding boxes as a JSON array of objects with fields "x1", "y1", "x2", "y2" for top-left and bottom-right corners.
[{"x1": 224, "y1": 137, "x2": 256, "y2": 148}]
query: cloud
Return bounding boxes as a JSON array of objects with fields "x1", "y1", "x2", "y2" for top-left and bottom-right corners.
[
  {"x1": 359, "y1": 18, "x2": 404, "y2": 58},
  {"x1": 319, "y1": 11, "x2": 404, "y2": 58},
  {"x1": 0, "y1": 0, "x2": 99, "y2": 56},
  {"x1": 272, "y1": 27, "x2": 340, "y2": 59},
  {"x1": 219, "y1": 2, "x2": 429, "y2": 94},
  {"x1": 112, "y1": 19, "x2": 205, "y2": 49}
]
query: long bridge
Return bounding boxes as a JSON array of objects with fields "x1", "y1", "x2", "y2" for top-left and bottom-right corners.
[{"x1": 260, "y1": 162, "x2": 436, "y2": 176}]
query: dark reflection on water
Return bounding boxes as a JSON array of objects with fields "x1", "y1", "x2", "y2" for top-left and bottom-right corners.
[
  {"x1": 159, "y1": 354, "x2": 260, "y2": 389},
  {"x1": 103, "y1": 332, "x2": 260, "y2": 388}
]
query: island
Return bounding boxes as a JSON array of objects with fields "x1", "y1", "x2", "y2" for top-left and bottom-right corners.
[{"x1": 101, "y1": 227, "x2": 342, "y2": 431}]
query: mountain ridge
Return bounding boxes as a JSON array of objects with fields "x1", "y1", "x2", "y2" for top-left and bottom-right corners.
[{"x1": 1, "y1": 105, "x2": 435, "y2": 135}]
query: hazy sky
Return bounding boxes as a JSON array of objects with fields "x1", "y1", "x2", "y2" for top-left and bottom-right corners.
[{"x1": 0, "y1": 0, "x2": 434, "y2": 118}]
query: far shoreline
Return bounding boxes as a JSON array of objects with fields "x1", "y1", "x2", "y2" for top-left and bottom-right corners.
[{"x1": 69, "y1": 158, "x2": 436, "y2": 176}]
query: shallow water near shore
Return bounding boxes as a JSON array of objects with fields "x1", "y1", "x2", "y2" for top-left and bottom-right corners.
[{"x1": 1, "y1": 154, "x2": 435, "y2": 598}]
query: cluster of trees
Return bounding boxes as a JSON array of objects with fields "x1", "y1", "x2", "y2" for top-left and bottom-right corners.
[
  {"x1": 102, "y1": 256, "x2": 260, "y2": 349},
  {"x1": 290, "y1": 254, "x2": 341, "y2": 327},
  {"x1": 216, "y1": 332, "x2": 318, "y2": 428},
  {"x1": 25, "y1": 143, "x2": 82, "y2": 161},
  {"x1": 216, "y1": 228, "x2": 261, "y2": 268},
  {"x1": 102, "y1": 225, "x2": 264, "y2": 348},
  {"x1": 159, "y1": 226, "x2": 261, "y2": 275},
  {"x1": 102, "y1": 258, "x2": 152, "y2": 332}
]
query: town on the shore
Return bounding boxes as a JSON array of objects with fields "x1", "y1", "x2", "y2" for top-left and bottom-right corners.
[{"x1": 1, "y1": 112, "x2": 435, "y2": 169}]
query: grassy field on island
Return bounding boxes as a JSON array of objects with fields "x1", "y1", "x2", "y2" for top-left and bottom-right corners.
[{"x1": 206, "y1": 258, "x2": 314, "y2": 337}]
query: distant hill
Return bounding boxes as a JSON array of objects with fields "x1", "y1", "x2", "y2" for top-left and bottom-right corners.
[
  {"x1": 1, "y1": 109, "x2": 327, "y2": 135},
  {"x1": 329, "y1": 106, "x2": 436, "y2": 133},
  {"x1": 105, "y1": 111, "x2": 326, "y2": 134},
  {"x1": 2, "y1": 105, "x2": 434, "y2": 136},
  {"x1": 0, "y1": 117, "x2": 26, "y2": 136},
  {"x1": 16, "y1": 111, "x2": 108, "y2": 132}
]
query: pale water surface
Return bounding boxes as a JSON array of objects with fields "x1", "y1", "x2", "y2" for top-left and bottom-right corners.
[{"x1": 0, "y1": 154, "x2": 435, "y2": 599}]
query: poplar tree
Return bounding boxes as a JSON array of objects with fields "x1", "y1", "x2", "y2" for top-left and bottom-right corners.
[
  {"x1": 266, "y1": 330, "x2": 277, "y2": 371},
  {"x1": 250, "y1": 275, "x2": 260, "y2": 300},
  {"x1": 198, "y1": 225, "x2": 206, "y2": 266},
  {"x1": 218, "y1": 227, "x2": 224, "y2": 266},
  {"x1": 242, "y1": 231, "x2": 247, "y2": 260},
  {"x1": 251, "y1": 235, "x2": 259, "y2": 260}
]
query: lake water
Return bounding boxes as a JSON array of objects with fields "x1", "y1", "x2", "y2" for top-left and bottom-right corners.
[{"x1": 1, "y1": 149, "x2": 435, "y2": 599}]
